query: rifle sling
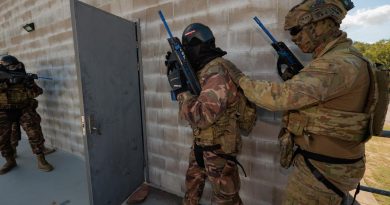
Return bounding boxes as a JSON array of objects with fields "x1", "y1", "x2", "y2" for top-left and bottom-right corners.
[
  {"x1": 295, "y1": 147, "x2": 362, "y2": 204},
  {"x1": 193, "y1": 144, "x2": 247, "y2": 177}
]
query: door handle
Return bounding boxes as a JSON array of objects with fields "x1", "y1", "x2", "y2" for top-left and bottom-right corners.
[{"x1": 87, "y1": 114, "x2": 101, "y2": 135}]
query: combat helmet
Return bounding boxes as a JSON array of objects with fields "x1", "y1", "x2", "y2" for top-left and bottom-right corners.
[
  {"x1": 182, "y1": 23, "x2": 215, "y2": 47},
  {"x1": 284, "y1": 0, "x2": 354, "y2": 31},
  {"x1": 0, "y1": 55, "x2": 25, "y2": 72},
  {"x1": 0, "y1": 55, "x2": 19, "y2": 66}
]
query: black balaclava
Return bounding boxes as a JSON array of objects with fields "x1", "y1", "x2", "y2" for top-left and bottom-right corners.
[{"x1": 184, "y1": 40, "x2": 227, "y2": 72}]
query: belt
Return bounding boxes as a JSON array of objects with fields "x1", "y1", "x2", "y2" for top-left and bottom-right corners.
[{"x1": 193, "y1": 143, "x2": 247, "y2": 177}]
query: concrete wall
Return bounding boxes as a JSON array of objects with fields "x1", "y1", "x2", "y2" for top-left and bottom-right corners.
[{"x1": 0, "y1": 0, "x2": 304, "y2": 204}]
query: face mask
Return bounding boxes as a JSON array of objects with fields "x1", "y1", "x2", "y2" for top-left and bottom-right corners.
[{"x1": 183, "y1": 44, "x2": 203, "y2": 71}]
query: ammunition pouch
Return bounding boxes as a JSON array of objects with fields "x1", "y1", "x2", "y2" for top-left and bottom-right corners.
[
  {"x1": 7, "y1": 89, "x2": 28, "y2": 105},
  {"x1": 286, "y1": 107, "x2": 370, "y2": 142},
  {"x1": 193, "y1": 105, "x2": 241, "y2": 154},
  {"x1": 278, "y1": 128, "x2": 295, "y2": 168},
  {"x1": 236, "y1": 90, "x2": 257, "y2": 136},
  {"x1": 0, "y1": 83, "x2": 29, "y2": 109}
]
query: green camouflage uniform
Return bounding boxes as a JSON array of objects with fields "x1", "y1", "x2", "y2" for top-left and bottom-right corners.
[
  {"x1": 178, "y1": 57, "x2": 243, "y2": 205},
  {"x1": 236, "y1": 33, "x2": 372, "y2": 204}
]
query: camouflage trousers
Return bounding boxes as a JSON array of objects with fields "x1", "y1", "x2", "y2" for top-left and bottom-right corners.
[
  {"x1": 0, "y1": 100, "x2": 45, "y2": 158},
  {"x1": 183, "y1": 146, "x2": 242, "y2": 205},
  {"x1": 283, "y1": 155, "x2": 365, "y2": 205},
  {"x1": 10, "y1": 99, "x2": 41, "y2": 148}
]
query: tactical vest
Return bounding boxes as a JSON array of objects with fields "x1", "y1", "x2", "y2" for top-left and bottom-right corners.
[
  {"x1": 287, "y1": 49, "x2": 378, "y2": 142},
  {"x1": 278, "y1": 47, "x2": 379, "y2": 168},
  {"x1": 285, "y1": 48, "x2": 378, "y2": 143},
  {"x1": 0, "y1": 82, "x2": 29, "y2": 109},
  {"x1": 192, "y1": 58, "x2": 256, "y2": 154}
]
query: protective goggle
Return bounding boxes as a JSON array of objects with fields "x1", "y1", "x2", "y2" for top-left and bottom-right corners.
[{"x1": 289, "y1": 26, "x2": 303, "y2": 36}]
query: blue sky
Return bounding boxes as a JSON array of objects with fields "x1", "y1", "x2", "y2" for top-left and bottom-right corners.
[{"x1": 341, "y1": 0, "x2": 390, "y2": 43}]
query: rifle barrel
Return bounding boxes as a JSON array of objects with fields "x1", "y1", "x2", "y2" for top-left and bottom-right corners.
[
  {"x1": 158, "y1": 10, "x2": 174, "y2": 39},
  {"x1": 38, "y1": 76, "x2": 53, "y2": 80},
  {"x1": 253, "y1": 17, "x2": 278, "y2": 44}
]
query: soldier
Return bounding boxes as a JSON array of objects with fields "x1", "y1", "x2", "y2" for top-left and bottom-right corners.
[
  {"x1": 0, "y1": 55, "x2": 54, "y2": 174},
  {"x1": 225, "y1": 0, "x2": 376, "y2": 204},
  {"x1": 7, "y1": 59, "x2": 55, "y2": 157},
  {"x1": 165, "y1": 23, "x2": 250, "y2": 205}
]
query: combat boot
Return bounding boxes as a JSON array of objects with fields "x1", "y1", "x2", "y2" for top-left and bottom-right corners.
[
  {"x1": 0, "y1": 156, "x2": 17, "y2": 175},
  {"x1": 36, "y1": 154, "x2": 54, "y2": 172}
]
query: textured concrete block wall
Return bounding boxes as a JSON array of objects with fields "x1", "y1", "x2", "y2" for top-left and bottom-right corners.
[
  {"x1": 0, "y1": 0, "x2": 83, "y2": 157},
  {"x1": 1, "y1": 0, "x2": 303, "y2": 204}
]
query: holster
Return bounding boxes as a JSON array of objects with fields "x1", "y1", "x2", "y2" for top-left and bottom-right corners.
[{"x1": 194, "y1": 143, "x2": 205, "y2": 168}]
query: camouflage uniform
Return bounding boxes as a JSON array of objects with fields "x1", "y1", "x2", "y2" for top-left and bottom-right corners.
[
  {"x1": 0, "y1": 57, "x2": 53, "y2": 174},
  {"x1": 225, "y1": 1, "x2": 376, "y2": 204},
  {"x1": 237, "y1": 33, "x2": 373, "y2": 204},
  {"x1": 178, "y1": 57, "x2": 243, "y2": 205},
  {"x1": 10, "y1": 118, "x2": 21, "y2": 149},
  {"x1": 0, "y1": 82, "x2": 46, "y2": 157},
  {"x1": 10, "y1": 98, "x2": 40, "y2": 150}
]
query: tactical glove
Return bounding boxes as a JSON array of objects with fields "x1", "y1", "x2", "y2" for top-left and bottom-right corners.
[
  {"x1": 226, "y1": 65, "x2": 245, "y2": 85},
  {"x1": 165, "y1": 51, "x2": 188, "y2": 96},
  {"x1": 165, "y1": 51, "x2": 178, "y2": 71}
]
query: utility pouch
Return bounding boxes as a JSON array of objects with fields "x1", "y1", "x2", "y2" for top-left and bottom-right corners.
[
  {"x1": 236, "y1": 91, "x2": 257, "y2": 136},
  {"x1": 278, "y1": 128, "x2": 295, "y2": 169}
]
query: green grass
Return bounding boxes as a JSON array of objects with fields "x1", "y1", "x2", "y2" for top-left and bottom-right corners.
[{"x1": 364, "y1": 123, "x2": 390, "y2": 205}]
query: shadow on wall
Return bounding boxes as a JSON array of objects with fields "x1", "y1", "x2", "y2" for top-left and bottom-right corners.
[{"x1": 33, "y1": 62, "x2": 83, "y2": 156}]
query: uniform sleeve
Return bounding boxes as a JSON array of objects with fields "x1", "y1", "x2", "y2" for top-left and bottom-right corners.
[
  {"x1": 27, "y1": 82, "x2": 43, "y2": 98},
  {"x1": 238, "y1": 61, "x2": 336, "y2": 111},
  {"x1": 178, "y1": 69, "x2": 231, "y2": 129},
  {"x1": 33, "y1": 83, "x2": 43, "y2": 96}
]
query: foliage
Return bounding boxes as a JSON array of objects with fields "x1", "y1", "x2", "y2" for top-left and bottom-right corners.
[{"x1": 354, "y1": 40, "x2": 390, "y2": 68}]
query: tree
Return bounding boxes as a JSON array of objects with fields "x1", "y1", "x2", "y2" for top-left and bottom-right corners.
[{"x1": 354, "y1": 40, "x2": 390, "y2": 68}]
